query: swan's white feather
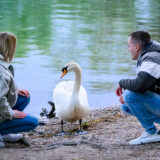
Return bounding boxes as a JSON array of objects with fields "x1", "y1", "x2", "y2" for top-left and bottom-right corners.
[{"x1": 53, "y1": 80, "x2": 89, "y2": 123}]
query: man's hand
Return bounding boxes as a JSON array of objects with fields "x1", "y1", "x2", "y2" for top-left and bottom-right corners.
[
  {"x1": 18, "y1": 89, "x2": 29, "y2": 98},
  {"x1": 13, "y1": 110, "x2": 26, "y2": 119},
  {"x1": 116, "y1": 85, "x2": 123, "y2": 96},
  {"x1": 119, "y1": 94, "x2": 124, "y2": 104},
  {"x1": 116, "y1": 85, "x2": 125, "y2": 104}
]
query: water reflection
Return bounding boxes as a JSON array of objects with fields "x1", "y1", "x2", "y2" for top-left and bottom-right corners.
[{"x1": 0, "y1": 0, "x2": 160, "y2": 115}]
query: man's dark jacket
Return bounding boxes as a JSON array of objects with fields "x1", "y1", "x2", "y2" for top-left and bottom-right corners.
[{"x1": 119, "y1": 41, "x2": 160, "y2": 95}]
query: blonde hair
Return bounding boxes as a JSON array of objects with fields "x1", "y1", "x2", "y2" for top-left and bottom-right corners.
[{"x1": 0, "y1": 32, "x2": 17, "y2": 63}]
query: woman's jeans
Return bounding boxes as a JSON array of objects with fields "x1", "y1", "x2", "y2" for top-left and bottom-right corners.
[
  {"x1": 121, "y1": 90, "x2": 160, "y2": 134},
  {"x1": 0, "y1": 95, "x2": 39, "y2": 135}
]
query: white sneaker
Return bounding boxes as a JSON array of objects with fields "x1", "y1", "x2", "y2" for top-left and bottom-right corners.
[
  {"x1": 129, "y1": 131, "x2": 160, "y2": 145},
  {"x1": 2, "y1": 134, "x2": 23, "y2": 142},
  {"x1": 0, "y1": 134, "x2": 5, "y2": 148}
]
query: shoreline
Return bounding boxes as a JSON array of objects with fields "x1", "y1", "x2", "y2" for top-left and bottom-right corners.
[{"x1": 1, "y1": 106, "x2": 160, "y2": 160}]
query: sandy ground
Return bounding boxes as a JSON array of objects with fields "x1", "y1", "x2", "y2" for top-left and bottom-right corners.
[{"x1": 1, "y1": 106, "x2": 160, "y2": 160}]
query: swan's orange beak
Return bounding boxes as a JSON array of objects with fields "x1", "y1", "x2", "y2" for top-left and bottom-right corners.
[{"x1": 60, "y1": 69, "x2": 67, "y2": 79}]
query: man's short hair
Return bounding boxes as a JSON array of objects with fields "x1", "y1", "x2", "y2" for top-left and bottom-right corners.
[{"x1": 129, "y1": 31, "x2": 150, "y2": 49}]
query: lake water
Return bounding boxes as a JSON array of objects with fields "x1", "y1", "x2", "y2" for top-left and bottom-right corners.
[{"x1": 0, "y1": 0, "x2": 160, "y2": 116}]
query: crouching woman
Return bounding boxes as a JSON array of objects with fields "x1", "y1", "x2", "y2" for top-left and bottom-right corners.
[{"x1": 0, "y1": 32, "x2": 39, "y2": 147}]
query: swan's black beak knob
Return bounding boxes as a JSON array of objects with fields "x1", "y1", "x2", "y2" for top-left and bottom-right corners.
[{"x1": 60, "y1": 66, "x2": 68, "y2": 79}]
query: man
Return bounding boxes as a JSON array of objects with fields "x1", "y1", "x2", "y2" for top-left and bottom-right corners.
[{"x1": 116, "y1": 31, "x2": 160, "y2": 145}]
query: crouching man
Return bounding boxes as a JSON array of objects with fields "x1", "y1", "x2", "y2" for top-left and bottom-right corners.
[{"x1": 116, "y1": 31, "x2": 160, "y2": 145}]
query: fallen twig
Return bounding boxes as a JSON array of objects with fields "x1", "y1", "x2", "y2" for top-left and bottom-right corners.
[
  {"x1": 47, "y1": 141, "x2": 79, "y2": 147},
  {"x1": 80, "y1": 139, "x2": 107, "y2": 150},
  {"x1": 24, "y1": 137, "x2": 107, "y2": 151}
]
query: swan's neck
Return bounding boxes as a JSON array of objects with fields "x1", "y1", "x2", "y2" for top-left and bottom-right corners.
[{"x1": 72, "y1": 66, "x2": 81, "y2": 97}]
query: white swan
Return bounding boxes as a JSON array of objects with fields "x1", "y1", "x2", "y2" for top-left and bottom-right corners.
[{"x1": 53, "y1": 62, "x2": 89, "y2": 134}]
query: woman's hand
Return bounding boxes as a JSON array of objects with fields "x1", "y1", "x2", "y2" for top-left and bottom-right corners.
[
  {"x1": 18, "y1": 89, "x2": 29, "y2": 98},
  {"x1": 13, "y1": 110, "x2": 26, "y2": 119}
]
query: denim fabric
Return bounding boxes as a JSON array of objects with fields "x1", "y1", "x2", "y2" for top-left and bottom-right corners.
[
  {"x1": 0, "y1": 95, "x2": 39, "y2": 135},
  {"x1": 120, "y1": 104, "x2": 133, "y2": 116},
  {"x1": 121, "y1": 90, "x2": 160, "y2": 134}
]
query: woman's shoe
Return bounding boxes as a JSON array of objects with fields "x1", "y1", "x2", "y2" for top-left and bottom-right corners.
[
  {"x1": 2, "y1": 134, "x2": 23, "y2": 142},
  {"x1": 0, "y1": 134, "x2": 5, "y2": 148}
]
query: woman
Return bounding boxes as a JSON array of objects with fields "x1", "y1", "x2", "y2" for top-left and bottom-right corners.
[{"x1": 0, "y1": 32, "x2": 39, "y2": 148}]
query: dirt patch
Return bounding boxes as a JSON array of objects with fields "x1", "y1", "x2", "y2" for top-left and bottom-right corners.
[{"x1": 1, "y1": 106, "x2": 160, "y2": 160}]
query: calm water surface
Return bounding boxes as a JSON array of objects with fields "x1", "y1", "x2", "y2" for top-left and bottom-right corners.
[{"x1": 0, "y1": 0, "x2": 160, "y2": 116}]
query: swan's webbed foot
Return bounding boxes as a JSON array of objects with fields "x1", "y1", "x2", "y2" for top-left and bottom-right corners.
[
  {"x1": 57, "y1": 120, "x2": 70, "y2": 136},
  {"x1": 74, "y1": 129, "x2": 88, "y2": 135},
  {"x1": 74, "y1": 119, "x2": 88, "y2": 135},
  {"x1": 75, "y1": 129, "x2": 88, "y2": 135}
]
